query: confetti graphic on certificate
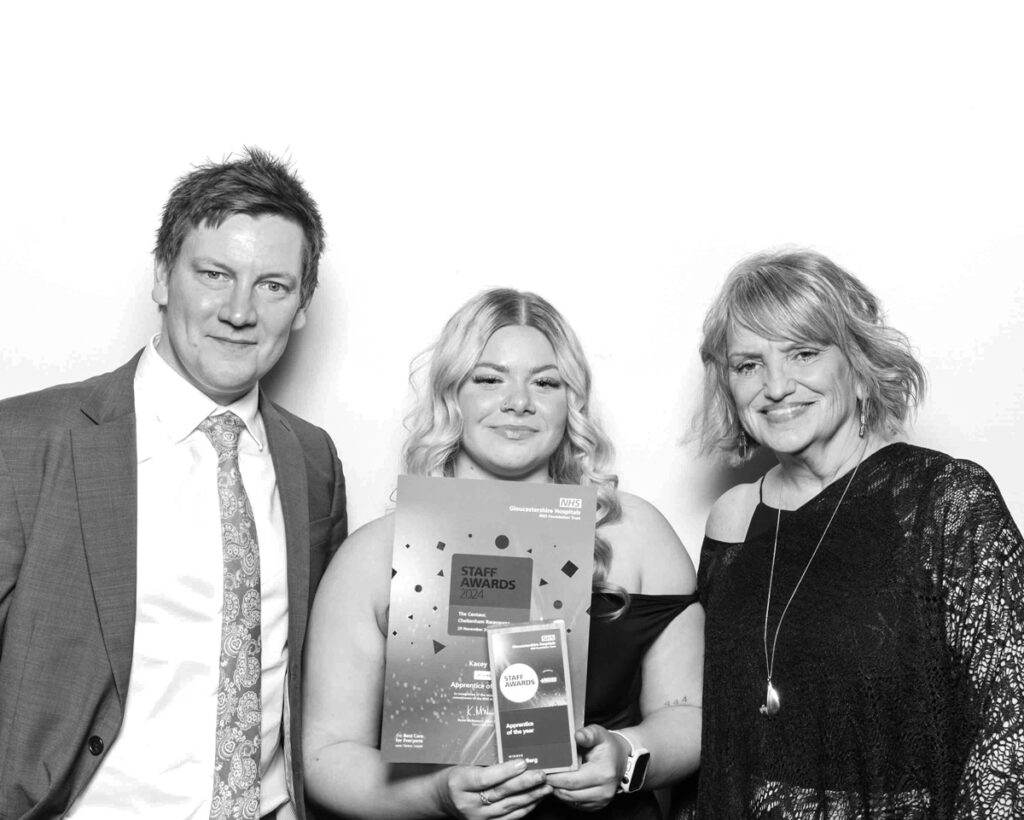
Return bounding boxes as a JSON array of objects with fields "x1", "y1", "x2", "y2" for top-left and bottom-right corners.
[{"x1": 381, "y1": 476, "x2": 595, "y2": 765}]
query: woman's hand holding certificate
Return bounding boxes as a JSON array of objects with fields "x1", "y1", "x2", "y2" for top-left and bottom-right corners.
[
  {"x1": 437, "y1": 760, "x2": 549, "y2": 820},
  {"x1": 545, "y1": 725, "x2": 629, "y2": 811}
]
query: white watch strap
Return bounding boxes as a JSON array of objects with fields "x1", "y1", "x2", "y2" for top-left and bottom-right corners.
[
  {"x1": 609, "y1": 729, "x2": 649, "y2": 793},
  {"x1": 609, "y1": 729, "x2": 637, "y2": 756}
]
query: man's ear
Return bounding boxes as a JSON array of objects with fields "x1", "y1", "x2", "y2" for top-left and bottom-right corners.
[
  {"x1": 152, "y1": 262, "x2": 170, "y2": 307},
  {"x1": 291, "y1": 305, "x2": 308, "y2": 331}
]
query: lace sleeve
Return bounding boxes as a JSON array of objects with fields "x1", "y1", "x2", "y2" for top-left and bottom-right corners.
[{"x1": 930, "y1": 461, "x2": 1024, "y2": 816}]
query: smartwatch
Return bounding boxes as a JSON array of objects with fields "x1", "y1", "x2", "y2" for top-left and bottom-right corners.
[{"x1": 609, "y1": 730, "x2": 651, "y2": 794}]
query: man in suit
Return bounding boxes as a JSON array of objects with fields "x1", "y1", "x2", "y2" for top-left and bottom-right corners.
[{"x1": 0, "y1": 148, "x2": 347, "y2": 819}]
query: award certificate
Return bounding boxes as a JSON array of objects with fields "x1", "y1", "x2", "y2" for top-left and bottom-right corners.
[{"x1": 381, "y1": 475, "x2": 596, "y2": 764}]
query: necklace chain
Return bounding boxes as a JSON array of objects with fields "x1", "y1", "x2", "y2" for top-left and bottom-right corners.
[{"x1": 760, "y1": 449, "x2": 866, "y2": 716}]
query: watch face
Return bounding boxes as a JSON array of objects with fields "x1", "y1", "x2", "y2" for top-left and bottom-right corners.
[{"x1": 629, "y1": 751, "x2": 651, "y2": 791}]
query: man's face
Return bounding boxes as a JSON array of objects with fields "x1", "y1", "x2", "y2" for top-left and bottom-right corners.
[{"x1": 152, "y1": 213, "x2": 308, "y2": 404}]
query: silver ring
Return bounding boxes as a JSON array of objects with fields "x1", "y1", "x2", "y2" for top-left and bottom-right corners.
[{"x1": 479, "y1": 790, "x2": 492, "y2": 806}]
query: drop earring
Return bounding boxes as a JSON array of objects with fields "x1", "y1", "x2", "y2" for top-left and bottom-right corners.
[
  {"x1": 858, "y1": 402, "x2": 867, "y2": 438},
  {"x1": 738, "y1": 429, "x2": 749, "y2": 459}
]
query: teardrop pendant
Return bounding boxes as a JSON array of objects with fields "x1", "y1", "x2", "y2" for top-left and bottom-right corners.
[{"x1": 759, "y1": 681, "x2": 780, "y2": 716}]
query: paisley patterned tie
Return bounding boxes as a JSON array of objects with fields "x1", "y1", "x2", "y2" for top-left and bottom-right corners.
[{"x1": 200, "y1": 412, "x2": 262, "y2": 820}]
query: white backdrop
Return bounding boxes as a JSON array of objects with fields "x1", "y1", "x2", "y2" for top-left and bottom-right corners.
[{"x1": 2, "y1": 2, "x2": 1021, "y2": 561}]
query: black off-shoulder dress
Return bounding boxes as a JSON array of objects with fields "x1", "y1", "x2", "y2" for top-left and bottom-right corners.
[{"x1": 531, "y1": 590, "x2": 698, "y2": 820}]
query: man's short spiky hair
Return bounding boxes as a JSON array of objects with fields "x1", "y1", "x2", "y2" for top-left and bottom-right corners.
[{"x1": 154, "y1": 147, "x2": 326, "y2": 307}]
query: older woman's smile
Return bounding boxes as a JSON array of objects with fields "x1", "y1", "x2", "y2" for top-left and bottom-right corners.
[{"x1": 760, "y1": 402, "x2": 815, "y2": 422}]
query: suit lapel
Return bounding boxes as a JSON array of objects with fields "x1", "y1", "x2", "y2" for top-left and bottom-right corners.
[
  {"x1": 261, "y1": 397, "x2": 311, "y2": 652},
  {"x1": 72, "y1": 355, "x2": 141, "y2": 704}
]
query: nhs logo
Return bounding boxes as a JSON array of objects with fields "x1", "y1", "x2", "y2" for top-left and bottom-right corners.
[{"x1": 558, "y1": 497, "x2": 583, "y2": 509}]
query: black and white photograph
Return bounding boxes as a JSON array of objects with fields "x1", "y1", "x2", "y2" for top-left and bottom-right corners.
[{"x1": 1, "y1": 3, "x2": 1020, "y2": 818}]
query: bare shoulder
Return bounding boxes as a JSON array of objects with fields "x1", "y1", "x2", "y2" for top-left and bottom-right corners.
[
  {"x1": 606, "y1": 491, "x2": 696, "y2": 595},
  {"x1": 318, "y1": 513, "x2": 395, "y2": 602},
  {"x1": 705, "y1": 480, "x2": 761, "y2": 543},
  {"x1": 616, "y1": 491, "x2": 679, "y2": 537},
  {"x1": 329, "y1": 513, "x2": 393, "y2": 564}
]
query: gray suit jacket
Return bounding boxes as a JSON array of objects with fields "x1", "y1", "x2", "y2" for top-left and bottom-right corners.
[{"x1": 0, "y1": 353, "x2": 347, "y2": 819}]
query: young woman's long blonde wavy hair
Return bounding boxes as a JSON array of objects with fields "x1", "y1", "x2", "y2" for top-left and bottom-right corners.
[{"x1": 402, "y1": 288, "x2": 625, "y2": 603}]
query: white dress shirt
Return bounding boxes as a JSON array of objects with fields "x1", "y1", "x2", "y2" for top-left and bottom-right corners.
[{"x1": 69, "y1": 338, "x2": 290, "y2": 818}]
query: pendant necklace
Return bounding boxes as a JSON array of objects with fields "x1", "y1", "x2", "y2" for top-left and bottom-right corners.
[{"x1": 760, "y1": 449, "x2": 865, "y2": 717}]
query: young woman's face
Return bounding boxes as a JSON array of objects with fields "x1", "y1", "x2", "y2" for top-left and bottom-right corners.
[{"x1": 455, "y1": 325, "x2": 569, "y2": 483}]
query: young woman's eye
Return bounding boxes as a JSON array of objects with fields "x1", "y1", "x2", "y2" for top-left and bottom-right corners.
[
  {"x1": 471, "y1": 374, "x2": 501, "y2": 385},
  {"x1": 534, "y1": 377, "x2": 563, "y2": 389}
]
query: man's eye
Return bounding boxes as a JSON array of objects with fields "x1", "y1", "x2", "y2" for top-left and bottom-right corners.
[{"x1": 202, "y1": 270, "x2": 226, "y2": 280}]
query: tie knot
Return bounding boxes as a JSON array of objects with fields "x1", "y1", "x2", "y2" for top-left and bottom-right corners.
[{"x1": 199, "y1": 412, "x2": 244, "y2": 457}]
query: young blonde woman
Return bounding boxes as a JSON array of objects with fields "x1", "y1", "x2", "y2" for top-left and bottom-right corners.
[{"x1": 303, "y1": 289, "x2": 703, "y2": 819}]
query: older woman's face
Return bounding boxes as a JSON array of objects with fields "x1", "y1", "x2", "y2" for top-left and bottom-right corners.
[
  {"x1": 726, "y1": 323, "x2": 861, "y2": 459},
  {"x1": 455, "y1": 325, "x2": 569, "y2": 483}
]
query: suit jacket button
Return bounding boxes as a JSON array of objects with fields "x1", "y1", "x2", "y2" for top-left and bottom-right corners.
[{"x1": 88, "y1": 735, "x2": 104, "y2": 755}]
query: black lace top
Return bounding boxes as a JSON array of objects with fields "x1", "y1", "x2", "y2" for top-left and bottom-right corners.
[{"x1": 697, "y1": 443, "x2": 1023, "y2": 818}]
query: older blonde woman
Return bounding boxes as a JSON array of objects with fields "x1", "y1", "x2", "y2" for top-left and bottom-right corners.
[
  {"x1": 695, "y1": 249, "x2": 1023, "y2": 818},
  {"x1": 304, "y1": 289, "x2": 703, "y2": 819}
]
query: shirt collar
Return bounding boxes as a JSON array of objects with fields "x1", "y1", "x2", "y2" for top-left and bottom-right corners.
[{"x1": 134, "y1": 334, "x2": 265, "y2": 462}]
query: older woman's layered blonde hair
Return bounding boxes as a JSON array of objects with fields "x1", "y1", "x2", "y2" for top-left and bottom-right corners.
[
  {"x1": 696, "y1": 249, "x2": 927, "y2": 462},
  {"x1": 403, "y1": 288, "x2": 624, "y2": 594}
]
